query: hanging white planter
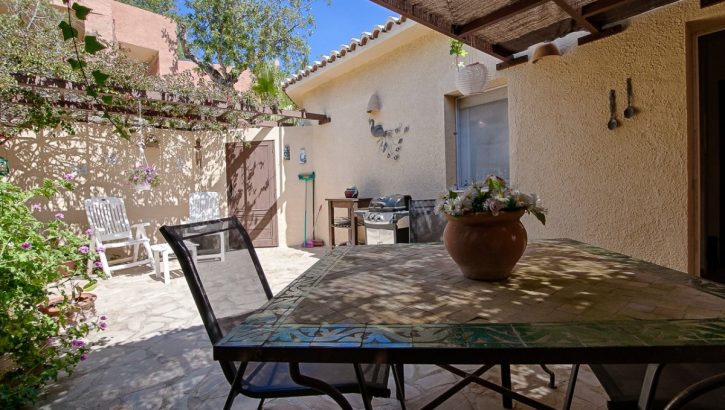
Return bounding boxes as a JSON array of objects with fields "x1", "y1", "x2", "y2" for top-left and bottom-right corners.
[{"x1": 455, "y1": 62, "x2": 489, "y2": 96}]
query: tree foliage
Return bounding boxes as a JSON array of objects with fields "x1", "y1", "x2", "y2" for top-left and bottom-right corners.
[{"x1": 177, "y1": 0, "x2": 316, "y2": 87}]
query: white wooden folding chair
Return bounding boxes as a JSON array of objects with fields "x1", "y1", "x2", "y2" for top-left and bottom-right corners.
[
  {"x1": 84, "y1": 197, "x2": 155, "y2": 277},
  {"x1": 188, "y1": 192, "x2": 226, "y2": 261}
]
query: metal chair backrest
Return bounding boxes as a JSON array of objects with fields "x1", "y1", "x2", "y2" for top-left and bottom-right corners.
[
  {"x1": 84, "y1": 197, "x2": 133, "y2": 242},
  {"x1": 189, "y1": 192, "x2": 221, "y2": 223},
  {"x1": 159, "y1": 217, "x2": 273, "y2": 384}
]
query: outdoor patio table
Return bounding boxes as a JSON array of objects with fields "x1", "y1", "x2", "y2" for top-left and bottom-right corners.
[{"x1": 214, "y1": 239, "x2": 725, "y2": 409}]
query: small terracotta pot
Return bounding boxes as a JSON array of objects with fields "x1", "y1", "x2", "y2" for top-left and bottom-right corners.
[
  {"x1": 57, "y1": 260, "x2": 77, "y2": 277},
  {"x1": 38, "y1": 293, "x2": 97, "y2": 318},
  {"x1": 443, "y1": 210, "x2": 527, "y2": 281}
]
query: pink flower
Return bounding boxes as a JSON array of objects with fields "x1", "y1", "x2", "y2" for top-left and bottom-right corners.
[
  {"x1": 94, "y1": 260, "x2": 103, "y2": 268},
  {"x1": 21, "y1": 242, "x2": 31, "y2": 250},
  {"x1": 80, "y1": 353, "x2": 88, "y2": 361},
  {"x1": 99, "y1": 322, "x2": 107, "y2": 331},
  {"x1": 30, "y1": 203, "x2": 41, "y2": 212},
  {"x1": 71, "y1": 339, "x2": 85, "y2": 348},
  {"x1": 78, "y1": 245, "x2": 89, "y2": 254},
  {"x1": 96, "y1": 245, "x2": 105, "y2": 253},
  {"x1": 100, "y1": 315, "x2": 107, "y2": 321},
  {"x1": 63, "y1": 173, "x2": 75, "y2": 181},
  {"x1": 55, "y1": 213, "x2": 64, "y2": 219},
  {"x1": 85, "y1": 228, "x2": 93, "y2": 236}
]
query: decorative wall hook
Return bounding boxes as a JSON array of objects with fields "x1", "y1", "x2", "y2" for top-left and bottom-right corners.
[
  {"x1": 624, "y1": 78, "x2": 636, "y2": 119},
  {"x1": 607, "y1": 90, "x2": 619, "y2": 130}
]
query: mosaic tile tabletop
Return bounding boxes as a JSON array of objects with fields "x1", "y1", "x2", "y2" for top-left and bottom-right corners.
[{"x1": 216, "y1": 240, "x2": 725, "y2": 362}]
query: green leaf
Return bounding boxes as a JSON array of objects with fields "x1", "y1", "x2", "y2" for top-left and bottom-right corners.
[
  {"x1": 72, "y1": 3, "x2": 92, "y2": 20},
  {"x1": 83, "y1": 280, "x2": 98, "y2": 291},
  {"x1": 84, "y1": 36, "x2": 106, "y2": 54},
  {"x1": 58, "y1": 21, "x2": 78, "y2": 41},
  {"x1": 532, "y1": 211, "x2": 546, "y2": 226},
  {"x1": 91, "y1": 70, "x2": 109, "y2": 86},
  {"x1": 101, "y1": 95, "x2": 113, "y2": 105},
  {"x1": 66, "y1": 58, "x2": 86, "y2": 70},
  {"x1": 85, "y1": 86, "x2": 98, "y2": 98}
]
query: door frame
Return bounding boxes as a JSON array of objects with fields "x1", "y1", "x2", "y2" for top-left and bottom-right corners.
[
  {"x1": 686, "y1": 17, "x2": 725, "y2": 276},
  {"x1": 225, "y1": 141, "x2": 279, "y2": 247}
]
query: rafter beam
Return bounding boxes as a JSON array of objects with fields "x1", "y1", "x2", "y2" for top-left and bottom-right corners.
[
  {"x1": 577, "y1": 24, "x2": 623, "y2": 46},
  {"x1": 582, "y1": 0, "x2": 636, "y2": 17},
  {"x1": 367, "y1": 0, "x2": 510, "y2": 60},
  {"x1": 454, "y1": 0, "x2": 548, "y2": 37},
  {"x1": 551, "y1": 0, "x2": 600, "y2": 33},
  {"x1": 12, "y1": 74, "x2": 331, "y2": 124}
]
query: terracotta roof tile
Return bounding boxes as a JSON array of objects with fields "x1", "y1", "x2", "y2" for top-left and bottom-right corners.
[{"x1": 282, "y1": 16, "x2": 407, "y2": 90}]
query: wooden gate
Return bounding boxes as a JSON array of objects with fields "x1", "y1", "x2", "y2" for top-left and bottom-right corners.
[{"x1": 225, "y1": 142, "x2": 278, "y2": 247}]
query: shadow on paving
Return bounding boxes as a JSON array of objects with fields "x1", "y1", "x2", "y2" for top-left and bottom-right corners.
[{"x1": 38, "y1": 323, "x2": 606, "y2": 409}]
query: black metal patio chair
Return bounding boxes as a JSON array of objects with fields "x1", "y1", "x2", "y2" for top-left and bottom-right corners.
[
  {"x1": 590, "y1": 363, "x2": 725, "y2": 409},
  {"x1": 160, "y1": 217, "x2": 404, "y2": 410}
]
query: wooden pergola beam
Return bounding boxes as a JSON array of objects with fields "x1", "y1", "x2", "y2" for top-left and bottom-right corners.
[
  {"x1": 551, "y1": 0, "x2": 600, "y2": 33},
  {"x1": 12, "y1": 74, "x2": 331, "y2": 124},
  {"x1": 367, "y1": 0, "x2": 511, "y2": 60},
  {"x1": 582, "y1": 0, "x2": 636, "y2": 18},
  {"x1": 454, "y1": 0, "x2": 549, "y2": 37}
]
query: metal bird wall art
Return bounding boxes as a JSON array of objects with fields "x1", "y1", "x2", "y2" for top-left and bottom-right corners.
[{"x1": 368, "y1": 119, "x2": 409, "y2": 161}]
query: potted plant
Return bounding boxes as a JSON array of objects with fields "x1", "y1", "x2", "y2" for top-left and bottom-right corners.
[
  {"x1": 450, "y1": 39, "x2": 489, "y2": 96},
  {"x1": 0, "y1": 178, "x2": 106, "y2": 408},
  {"x1": 127, "y1": 163, "x2": 160, "y2": 191},
  {"x1": 435, "y1": 175, "x2": 546, "y2": 281}
]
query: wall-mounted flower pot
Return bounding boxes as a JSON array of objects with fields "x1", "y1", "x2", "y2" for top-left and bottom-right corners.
[{"x1": 455, "y1": 62, "x2": 489, "y2": 96}]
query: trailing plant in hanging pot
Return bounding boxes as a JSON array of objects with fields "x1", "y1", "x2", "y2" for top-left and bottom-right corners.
[
  {"x1": 127, "y1": 164, "x2": 160, "y2": 191},
  {"x1": 450, "y1": 40, "x2": 489, "y2": 96}
]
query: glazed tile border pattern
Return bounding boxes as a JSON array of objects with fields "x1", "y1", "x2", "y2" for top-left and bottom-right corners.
[{"x1": 220, "y1": 239, "x2": 725, "y2": 351}]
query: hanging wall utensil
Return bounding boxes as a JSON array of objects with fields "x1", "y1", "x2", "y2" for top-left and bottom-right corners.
[
  {"x1": 624, "y1": 78, "x2": 635, "y2": 119},
  {"x1": 608, "y1": 90, "x2": 619, "y2": 130}
]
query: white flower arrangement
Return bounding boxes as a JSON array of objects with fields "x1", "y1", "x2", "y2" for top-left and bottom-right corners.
[{"x1": 435, "y1": 175, "x2": 547, "y2": 225}]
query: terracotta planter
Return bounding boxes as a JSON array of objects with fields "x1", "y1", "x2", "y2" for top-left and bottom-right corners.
[
  {"x1": 57, "y1": 260, "x2": 77, "y2": 277},
  {"x1": 443, "y1": 210, "x2": 527, "y2": 281},
  {"x1": 38, "y1": 292, "x2": 97, "y2": 319}
]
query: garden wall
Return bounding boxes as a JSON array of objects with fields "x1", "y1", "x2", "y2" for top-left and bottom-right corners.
[{"x1": 0, "y1": 124, "x2": 314, "y2": 247}]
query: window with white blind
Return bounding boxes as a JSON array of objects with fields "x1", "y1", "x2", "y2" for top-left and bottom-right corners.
[{"x1": 456, "y1": 87, "x2": 509, "y2": 187}]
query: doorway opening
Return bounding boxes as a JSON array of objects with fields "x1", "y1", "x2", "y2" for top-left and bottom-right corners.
[{"x1": 699, "y1": 29, "x2": 725, "y2": 281}]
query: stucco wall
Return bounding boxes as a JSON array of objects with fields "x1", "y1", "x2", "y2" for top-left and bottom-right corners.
[
  {"x1": 1, "y1": 125, "x2": 313, "y2": 247},
  {"x1": 288, "y1": 0, "x2": 725, "y2": 270},
  {"x1": 505, "y1": 0, "x2": 725, "y2": 271},
  {"x1": 291, "y1": 26, "x2": 500, "y2": 245}
]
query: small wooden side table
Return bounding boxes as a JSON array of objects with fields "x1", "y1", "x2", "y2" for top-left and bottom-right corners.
[{"x1": 326, "y1": 198, "x2": 371, "y2": 247}]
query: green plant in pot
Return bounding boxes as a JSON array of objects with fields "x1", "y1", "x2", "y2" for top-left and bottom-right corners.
[{"x1": 0, "y1": 177, "x2": 106, "y2": 408}]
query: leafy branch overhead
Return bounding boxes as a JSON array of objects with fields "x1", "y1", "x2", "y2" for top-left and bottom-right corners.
[{"x1": 174, "y1": 0, "x2": 316, "y2": 88}]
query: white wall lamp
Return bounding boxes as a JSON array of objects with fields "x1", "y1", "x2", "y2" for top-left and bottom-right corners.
[{"x1": 367, "y1": 93, "x2": 381, "y2": 113}]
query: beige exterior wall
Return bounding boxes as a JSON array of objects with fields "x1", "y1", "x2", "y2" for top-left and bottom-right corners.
[
  {"x1": 286, "y1": 0, "x2": 725, "y2": 271},
  {"x1": 505, "y1": 0, "x2": 725, "y2": 271},
  {"x1": 288, "y1": 24, "x2": 501, "y2": 246},
  {"x1": 1, "y1": 125, "x2": 313, "y2": 247}
]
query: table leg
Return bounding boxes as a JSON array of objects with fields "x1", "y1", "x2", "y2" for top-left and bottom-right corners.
[
  {"x1": 501, "y1": 364, "x2": 513, "y2": 409},
  {"x1": 162, "y1": 250, "x2": 170, "y2": 284},
  {"x1": 421, "y1": 364, "x2": 494, "y2": 410},
  {"x1": 347, "y1": 207, "x2": 354, "y2": 245},
  {"x1": 353, "y1": 363, "x2": 373, "y2": 410},
  {"x1": 562, "y1": 364, "x2": 580, "y2": 410},
  {"x1": 328, "y1": 201, "x2": 335, "y2": 248},
  {"x1": 153, "y1": 250, "x2": 161, "y2": 280},
  {"x1": 289, "y1": 363, "x2": 353, "y2": 410},
  {"x1": 223, "y1": 362, "x2": 247, "y2": 410}
]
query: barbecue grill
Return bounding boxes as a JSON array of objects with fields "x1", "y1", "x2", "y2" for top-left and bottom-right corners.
[{"x1": 356, "y1": 194, "x2": 411, "y2": 245}]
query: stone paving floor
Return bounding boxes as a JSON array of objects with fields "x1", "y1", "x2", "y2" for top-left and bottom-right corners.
[{"x1": 39, "y1": 246, "x2": 609, "y2": 409}]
